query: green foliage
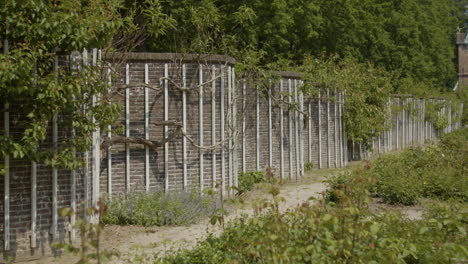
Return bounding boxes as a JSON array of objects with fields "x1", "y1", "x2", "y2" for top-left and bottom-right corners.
[
  {"x1": 101, "y1": 190, "x2": 217, "y2": 226},
  {"x1": 369, "y1": 128, "x2": 468, "y2": 205},
  {"x1": 235, "y1": 171, "x2": 266, "y2": 195},
  {"x1": 302, "y1": 56, "x2": 392, "y2": 145},
  {"x1": 0, "y1": 0, "x2": 133, "y2": 169},
  {"x1": 155, "y1": 169, "x2": 467, "y2": 264},
  {"x1": 140, "y1": 0, "x2": 462, "y2": 93},
  {"x1": 424, "y1": 101, "x2": 449, "y2": 131},
  {"x1": 304, "y1": 162, "x2": 313, "y2": 172}
]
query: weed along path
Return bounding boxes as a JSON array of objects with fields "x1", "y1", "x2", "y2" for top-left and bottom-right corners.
[{"x1": 23, "y1": 168, "x2": 343, "y2": 264}]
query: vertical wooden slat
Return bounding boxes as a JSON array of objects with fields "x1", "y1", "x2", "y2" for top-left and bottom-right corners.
[
  {"x1": 182, "y1": 64, "x2": 187, "y2": 190},
  {"x1": 107, "y1": 69, "x2": 112, "y2": 197},
  {"x1": 199, "y1": 65, "x2": 204, "y2": 191},
  {"x1": 232, "y1": 68, "x2": 238, "y2": 189},
  {"x1": 144, "y1": 64, "x2": 150, "y2": 192},
  {"x1": 326, "y1": 88, "x2": 330, "y2": 168},
  {"x1": 256, "y1": 85, "x2": 260, "y2": 171},
  {"x1": 82, "y1": 49, "x2": 89, "y2": 219},
  {"x1": 125, "y1": 63, "x2": 130, "y2": 193},
  {"x1": 308, "y1": 102, "x2": 312, "y2": 163},
  {"x1": 51, "y1": 56, "x2": 59, "y2": 241},
  {"x1": 334, "y1": 89, "x2": 338, "y2": 167},
  {"x1": 294, "y1": 80, "x2": 300, "y2": 178},
  {"x1": 31, "y1": 62, "x2": 38, "y2": 247},
  {"x1": 164, "y1": 64, "x2": 169, "y2": 192},
  {"x1": 318, "y1": 89, "x2": 322, "y2": 169},
  {"x1": 3, "y1": 38, "x2": 10, "y2": 250},
  {"x1": 388, "y1": 99, "x2": 392, "y2": 151},
  {"x1": 339, "y1": 92, "x2": 344, "y2": 167},
  {"x1": 91, "y1": 49, "x2": 100, "y2": 208},
  {"x1": 280, "y1": 80, "x2": 284, "y2": 179},
  {"x1": 448, "y1": 104, "x2": 452, "y2": 133},
  {"x1": 288, "y1": 79, "x2": 293, "y2": 179},
  {"x1": 299, "y1": 81, "x2": 304, "y2": 175},
  {"x1": 220, "y1": 67, "x2": 226, "y2": 196},
  {"x1": 342, "y1": 91, "x2": 348, "y2": 165},
  {"x1": 211, "y1": 66, "x2": 216, "y2": 189},
  {"x1": 396, "y1": 98, "x2": 399, "y2": 150},
  {"x1": 268, "y1": 82, "x2": 273, "y2": 168},
  {"x1": 4, "y1": 102, "x2": 10, "y2": 250},
  {"x1": 228, "y1": 66, "x2": 233, "y2": 194},
  {"x1": 242, "y1": 80, "x2": 246, "y2": 172}
]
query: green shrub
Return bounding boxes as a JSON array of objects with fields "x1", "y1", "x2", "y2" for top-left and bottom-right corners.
[
  {"x1": 304, "y1": 162, "x2": 313, "y2": 172},
  {"x1": 367, "y1": 128, "x2": 468, "y2": 205},
  {"x1": 235, "y1": 171, "x2": 266, "y2": 195},
  {"x1": 102, "y1": 190, "x2": 217, "y2": 226},
  {"x1": 324, "y1": 171, "x2": 355, "y2": 203},
  {"x1": 156, "y1": 178, "x2": 467, "y2": 264}
]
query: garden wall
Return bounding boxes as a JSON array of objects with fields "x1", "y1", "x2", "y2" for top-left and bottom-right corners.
[
  {"x1": 348, "y1": 96, "x2": 464, "y2": 160},
  {"x1": 0, "y1": 50, "x2": 462, "y2": 261}
]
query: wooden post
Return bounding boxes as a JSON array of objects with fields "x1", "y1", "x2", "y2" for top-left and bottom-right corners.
[
  {"x1": 280, "y1": 80, "x2": 284, "y2": 179},
  {"x1": 3, "y1": 102, "x2": 10, "y2": 251},
  {"x1": 299, "y1": 81, "x2": 304, "y2": 175},
  {"x1": 182, "y1": 64, "x2": 188, "y2": 190},
  {"x1": 125, "y1": 63, "x2": 130, "y2": 193},
  {"x1": 164, "y1": 64, "x2": 169, "y2": 192},
  {"x1": 268, "y1": 83, "x2": 273, "y2": 168},
  {"x1": 228, "y1": 66, "x2": 233, "y2": 194},
  {"x1": 396, "y1": 98, "x2": 399, "y2": 150},
  {"x1": 221, "y1": 67, "x2": 226, "y2": 196},
  {"x1": 3, "y1": 40, "x2": 10, "y2": 250},
  {"x1": 339, "y1": 92, "x2": 344, "y2": 167},
  {"x1": 318, "y1": 89, "x2": 322, "y2": 169},
  {"x1": 199, "y1": 65, "x2": 204, "y2": 191},
  {"x1": 51, "y1": 57, "x2": 59, "y2": 241},
  {"x1": 288, "y1": 79, "x2": 293, "y2": 179},
  {"x1": 106, "y1": 68, "x2": 112, "y2": 197},
  {"x1": 308, "y1": 102, "x2": 312, "y2": 164},
  {"x1": 294, "y1": 81, "x2": 300, "y2": 179},
  {"x1": 334, "y1": 89, "x2": 338, "y2": 167},
  {"x1": 232, "y1": 68, "x2": 238, "y2": 189},
  {"x1": 211, "y1": 66, "x2": 217, "y2": 189},
  {"x1": 144, "y1": 64, "x2": 150, "y2": 192},
  {"x1": 242, "y1": 80, "x2": 246, "y2": 172},
  {"x1": 82, "y1": 49, "x2": 89, "y2": 219},
  {"x1": 91, "y1": 49, "x2": 100, "y2": 208},
  {"x1": 256, "y1": 85, "x2": 260, "y2": 171},
  {"x1": 326, "y1": 88, "x2": 330, "y2": 168},
  {"x1": 31, "y1": 60, "x2": 38, "y2": 248}
]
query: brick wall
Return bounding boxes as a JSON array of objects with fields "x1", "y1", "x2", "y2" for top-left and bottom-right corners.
[
  {"x1": 0, "y1": 53, "x2": 348, "y2": 260},
  {"x1": 99, "y1": 53, "x2": 237, "y2": 197},
  {"x1": 348, "y1": 96, "x2": 463, "y2": 160}
]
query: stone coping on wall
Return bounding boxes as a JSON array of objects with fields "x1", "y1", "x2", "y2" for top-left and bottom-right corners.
[
  {"x1": 103, "y1": 51, "x2": 236, "y2": 65},
  {"x1": 270, "y1": 71, "x2": 302, "y2": 79}
]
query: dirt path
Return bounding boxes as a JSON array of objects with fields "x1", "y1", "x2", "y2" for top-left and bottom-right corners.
[{"x1": 22, "y1": 168, "x2": 343, "y2": 264}]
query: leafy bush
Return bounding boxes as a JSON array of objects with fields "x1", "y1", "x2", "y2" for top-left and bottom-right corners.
[
  {"x1": 324, "y1": 171, "x2": 355, "y2": 203},
  {"x1": 235, "y1": 171, "x2": 266, "y2": 195},
  {"x1": 368, "y1": 128, "x2": 468, "y2": 205},
  {"x1": 102, "y1": 190, "x2": 217, "y2": 226},
  {"x1": 156, "y1": 172, "x2": 467, "y2": 264},
  {"x1": 304, "y1": 162, "x2": 313, "y2": 172}
]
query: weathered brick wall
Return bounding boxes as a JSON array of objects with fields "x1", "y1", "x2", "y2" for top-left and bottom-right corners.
[
  {"x1": 238, "y1": 74, "x2": 347, "y2": 181},
  {"x1": 348, "y1": 96, "x2": 463, "y2": 160},
  {"x1": 99, "y1": 53, "x2": 237, "y2": 197},
  {"x1": 0, "y1": 51, "x2": 356, "y2": 262},
  {"x1": 0, "y1": 110, "x2": 88, "y2": 261}
]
